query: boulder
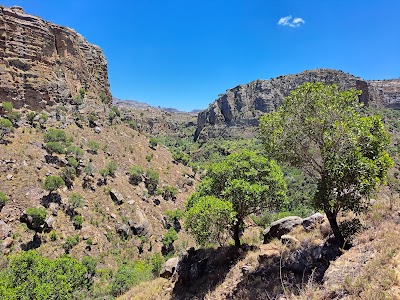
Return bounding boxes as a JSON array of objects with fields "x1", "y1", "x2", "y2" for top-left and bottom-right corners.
[
  {"x1": 115, "y1": 223, "x2": 131, "y2": 239},
  {"x1": 129, "y1": 209, "x2": 151, "y2": 237},
  {"x1": 160, "y1": 257, "x2": 179, "y2": 279},
  {"x1": 263, "y1": 216, "x2": 303, "y2": 243},
  {"x1": 44, "y1": 216, "x2": 56, "y2": 232},
  {"x1": 2, "y1": 237, "x2": 13, "y2": 249},
  {"x1": 0, "y1": 220, "x2": 11, "y2": 240},
  {"x1": 94, "y1": 126, "x2": 102, "y2": 133},
  {"x1": 109, "y1": 189, "x2": 124, "y2": 205},
  {"x1": 302, "y1": 212, "x2": 324, "y2": 230},
  {"x1": 49, "y1": 202, "x2": 59, "y2": 216}
]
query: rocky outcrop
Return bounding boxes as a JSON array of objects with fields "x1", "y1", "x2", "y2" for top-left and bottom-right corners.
[
  {"x1": 194, "y1": 69, "x2": 400, "y2": 140},
  {"x1": 263, "y1": 216, "x2": 303, "y2": 243},
  {"x1": 0, "y1": 6, "x2": 111, "y2": 110}
]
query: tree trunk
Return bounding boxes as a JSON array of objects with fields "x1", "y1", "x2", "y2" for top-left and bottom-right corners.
[
  {"x1": 233, "y1": 219, "x2": 242, "y2": 248},
  {"x1": 325, "y1": 209, "x2": 345, "y2": 246}
]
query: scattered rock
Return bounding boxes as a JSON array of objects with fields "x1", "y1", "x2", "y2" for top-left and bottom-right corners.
[
  {"x1": 129, "y1": 208, "x2": 151, "y2": 237},
  {"x1": 263, "y1": 216, "x2": 303, "y2": 243},
  {"x1": 49, "y1": 202, "x2": 59, "y2": 216},
  {"x1": 6, "y1": 174, "x2": 13, "y2": 180},
  {"x1": 160, "y1": 257, "x2": 179, "y2": 279},
  {"x1": 115, "y1": 223, "x2": 131, "y2": 239},
  {"x1": 109, "y1": 189, "x2": 124, "y2": 205},
  {"x1": 302, "y1": 212, "x2": 324, "y2": 230},
  {"x1": 110, "y1": 213, "x2": 117, "y2": 219},
  {"x1": 0, "y1": 220, "x2": 12, "y2": 240},
  {"x1": 44, "y1": 216, "x2": 56, "y2": 231},
  {"x1": 94, "y1": 126, "x2": 102, "y2": 133}
]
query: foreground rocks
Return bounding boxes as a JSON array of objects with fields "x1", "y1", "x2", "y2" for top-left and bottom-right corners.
[{"x1": 263, "y1": 216, "x2": 303, "y2": 243}]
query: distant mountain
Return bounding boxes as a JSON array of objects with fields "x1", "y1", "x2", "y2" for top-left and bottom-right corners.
[
  {"x1": 194, "y1": 69, "x2": 400, "y2": 141},
  {"x1": 112, "y1": 97, "x2": 201, "y2": 114}
]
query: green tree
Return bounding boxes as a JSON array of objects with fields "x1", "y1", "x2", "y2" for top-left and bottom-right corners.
[
  {"x1": 42, "y1": 175, "x2": 65, "y2": 194},
  {"x1": 45, "y1": 141, "x2": 65, "y2": 155},
  {"x1": 69, "y1": 193, "x2": 84, "y2": 210},
  {"x1": 149, "y1": 137, "x2": 158, "y2": 149},
  {"x1": 259, "y1": 82, "x2": 393, "y2": 245},
  {"x1": 87, "y1": 140, "x2": 99, "y2": 154},
  {"x1": 26, "y1": 207, "x2": 47, "y2": 228},
  {"x1": 26, "y1": 111, "x2": 37, "y2": 127},
  {"x1": 44, "y1": 128, "x2": 67, "y2": 143},
  {"x1": 129, "y1": 165, "x2": 144, "y2": 185},
  {"x1": 0, "y1": 118, "x2": 12, "y2": 142},
  {"x1": 185, "y1": 150, "x2": 287, "y2": 247},
  {"x1": 1, "y1": 101, "x2": 13, "y2": 112}
]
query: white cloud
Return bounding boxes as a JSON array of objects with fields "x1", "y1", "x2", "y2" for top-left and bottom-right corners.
[{"x1": 278, "y1": 15, "x2": 305, "y2": 28}]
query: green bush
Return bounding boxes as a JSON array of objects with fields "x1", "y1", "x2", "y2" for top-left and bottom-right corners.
[
  {"x1": 0, "y1": 118, "x2": 13, "y2": 141},
  {"x1": 62, "y1": 235, "x2": 80, "y2": 253},
  {"x1": 129, "y1": 165, "x2": 144, "y2": 185},
  {"x1": 50, "y1": 230, "x2": 57, "y2": 241},
  {"x1": 162, "y1": 228, "x2": 178, "y2": 250},
  {"x1": 42, "y1": 176, "x2": 65, "y2": 193},
  {"x1": 0, "y1": 192, "x2": 8, "y2": 209},
  {"x1": 172, "y1": 150, "x2": 190, "y2": 165},
  {"x1": 38, "y1": 113, "x2": 48, "y2": 127},
  {"x1": 69, "y1": 193, "x2": 84, "y2": 210},
  {"x1": 45, "y1": 141, "x2": 65, "y2": 155},
  {"x1": 149, "y1": 137, "x2": 158, "y2": 148},
  {"x1": 26, "y1": 207, "x2": 47, "y2": 227},
  {"x1": 110, "y1": 261, "x2": 153, "y2": 296},
  {"x1": 107, "y1": 161, "x2": 118, "y2": 176},
  {"x1": 26, "y1": 111, "x2": 36, "y2": 126},
  {"x1": 127, "y1": 120, "x2": 137, "y2": 130},
  {"x1": 67, "y1": 157, "x2": 79, "y2": 168},
  {"x1": 145, "y1": 169, "x2": 159, "y2": 194},
  {"x1": 1, "y1": 101, "x2": 13, "y2": 112},
  {"x1": 99, "y1": 168, "x2": 109, "y2": 177},
  {"x1": 7, "y1": 111, "x2": 21, "y2": 124},
  {"x1": 73, "y1": 215, "x2": 84, "y2": 229},
  {"x1": 0, "y1": 250, "x2": 91, "y2": 300},
  {"x1": 44, "y1": 128, "x2": 67, "y2": 143},
  {"x1": 66, "y1": 145, "x2": 84, "y2": 159},
  {"x1": 88, "y1": 140, "x2": 99, "y2": 154},
  {"x1": 162, "y1": 185, "x2": 178, "y2": 200},
  {"x1": 164, "y1": 209, "x2": 184, "y2": 222}
]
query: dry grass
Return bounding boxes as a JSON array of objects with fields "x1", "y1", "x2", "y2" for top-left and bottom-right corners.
[{"x1": 116, "y1": 278, "x2": 171, "y2": 300}]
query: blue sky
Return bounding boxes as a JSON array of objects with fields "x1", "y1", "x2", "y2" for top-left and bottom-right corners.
[{"x1": 2, "y1": 1, "x2": 399, "y2": 111}]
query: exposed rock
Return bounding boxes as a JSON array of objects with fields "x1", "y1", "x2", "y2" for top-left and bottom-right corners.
[
  {"x1": 263, "y1": 216, "x2": 303, "y2": 243},
  {"x1": 2, "y1": 236, "x2": 13, "y2": 248},
  {"x1": 49, "y1": 202, "x2": 59, "y2": 216},
  {"x1": 129, "y1": 208, "x2": 151, "y2": 237},
  {"x1": 94, "y1": 126, "x2": 102, "y2": 133},
  {"x1": 0, "y1": 220, "x2": 11, "y2": 240},
  {"x1": 0, "y1": 206, "x2": 20, "y2": 222},
  {"x1": 302, "y1": 212, "x2": 324, "y2": 230},
  {"x1": 6, "y1": 174, "x2": 13, "y2": 180},
  {"x1": 109, "y1": 189, "x2": 124, "y2": 205},
  {"x1": 44, "y1": 216, "x2": 56, "y2": 231},
  {"x1": 115, "y1": 223, "x2": 131, "y2": 239},
  {"x1": 160, "y1": 256, "x2": 179, "y2": 279},
  {"x1": 194, "y1": 69, "x2": 400, "y2": 140},
  {"x1": 0, "y1": 6, "x2": 111, "y2": 110}
]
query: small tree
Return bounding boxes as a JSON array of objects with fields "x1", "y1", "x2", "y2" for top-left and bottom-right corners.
[
  {"x1": 259, "y1": 82, "x2": 393, "y2": 245},
  {"x1": 42, "y1": 176, "x2": 65, "y2": 194},
  {"x1": 1, "y1": 101, "x2": 13, "y2": 112},
  {"x1": 45, "y1": 142, "x2": 65, "y2": 155},
  {"x1": 129, "y1": 165, "x2": 144, "y2": 185},
  {"x1": 87, "y1": 140, "x2": 99, "y2": 154},
  {"x1": 69, "y1": 193, "x2": 84, "y2": 211},
  {"x1": 185, "y1": 150, "x2": 287, "y2": 247},
  {"x1": 149, "y1": 137, "x2": 158, "y2": 149},
  {"x1": 44, "y1": 128, "x2": 67, "y2": 143},
  {"x1": 26, "y1": 207, "x2": 47, "y2": 229},
  {"x1": 145, "y1": 169, "x2": 159, "y2": 194},
  {"x1": 0, "y1": 118, "x2": 13, "y2": 142},
  {"x1": 26, "y1": 111, "x2": 37, "y2": 127}
]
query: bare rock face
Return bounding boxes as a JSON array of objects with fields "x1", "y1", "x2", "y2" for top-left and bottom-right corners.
[
  {"x1": 194, "y1": 69, "x2": 400, "y2": 140},
  {"x1": 0, "y1": 6, "x2": 111, "y2": 110}
]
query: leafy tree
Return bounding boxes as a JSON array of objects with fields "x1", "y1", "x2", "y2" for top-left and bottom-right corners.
[
  {"x1": 162, "y1": 227, "x2": 178, "y2": 254},
  {"x1": 26, "y1": 207, "x2": 47, "y2": 228},
  {"x1": 38, "y1": 113, "x2": 48, "y2": 128},
  {"x1": 7, "y1": 111, "x2": 21, "y2": 125},
  {"x1": 67, "y1": 157, "x2": 79, "y2": 169},
  {"x1": 42, "y1": 175, "x2": 65, "y2": 194},
  {"x1": 259, "y1": 82, "x2": 393, "y2": 245},
  {"x1": 73, "y1": 215, "x2": 84, "y2": 229},
  {"x1": 185, "y1": 196, "x2": 235, "y2": 246},
  {"x1": 0, "y1": 192, "x2": 8, "y2": 210},
  {"x1": 149, "y1": 137, "x2": 158, "y2": 149},
  {"x1": 69, "y1": 193, "x2": 84, "y2": 210},
  {"x1": 87, "y1": 140, "x2": 99, "y2": 154},
  {"x1": 185, "y1": 150, "x2": 287, "y2": 247},
  {"x1": 145, "y1": 168, "x2": 159, "y2": 194},
  {"x1": 162, "y1": 185, "x2": 178, "y2": 200},
  {"x1": 66, "y1": 145, "x2": 84, "y2": 159}
]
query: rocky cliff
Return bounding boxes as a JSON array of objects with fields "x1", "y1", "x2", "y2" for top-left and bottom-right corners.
[
  {"x1": 0, "y1": 6, "x2": 111, "y2": 110},
  {"x1": 194, "y1": 69, "x2": 400, "y2": 140}
]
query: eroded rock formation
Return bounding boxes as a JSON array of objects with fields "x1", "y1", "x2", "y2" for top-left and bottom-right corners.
[
  {"x1": 0, "y1": 6, "x2": 111, "y2": 110},
  {"x1": 194, "y1": 69, "x2": 400, "y2": 140}
]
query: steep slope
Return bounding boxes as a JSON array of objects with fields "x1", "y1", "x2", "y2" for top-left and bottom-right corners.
[
  {"x1": 194, "y1": 69, "x2": 400, "y2": 140},
  {"x1": 0, "y1": 5, "x2": 111, "y2": 110}
]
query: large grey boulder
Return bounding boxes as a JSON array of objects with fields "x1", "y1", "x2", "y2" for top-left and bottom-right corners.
[
  {"x1": 263, "y1": 216, "x2": 303, "y2": 243},
  {"x1": 129, "y1": 209, "x2": 151, "y2": 237},
  {"x1": 160, "y1": 257, "x2": 179, "y2": 279},
  {"x1": 109, "y1": 189, "x2": 124, "y2": 205},
  {"x1": 302, "y1": 212, "x2": 324, "y2": 230},
  {"x1": 115, "y1": 223, "x2": 131, "y2": 239}
]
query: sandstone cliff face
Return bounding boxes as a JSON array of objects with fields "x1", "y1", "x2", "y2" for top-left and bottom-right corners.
[
  {"x1": 194, "y1": 69, "x2": 400, "y2": 140},
  {"x1": 0, "y1": 6, "x2": 111, "y2": 110}
]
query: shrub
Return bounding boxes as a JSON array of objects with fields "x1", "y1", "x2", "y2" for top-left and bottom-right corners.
[
  {"x1": 162, "y1": 185, "x2": 178, "y2": 200},
  {"x1": 0, "y1": 118, "x2": 13, "y2": 141},
  {"x1": 145, "y1": 168, "x2": 159, "y2": 194},
  {"x1": 110, "y1": 261, "x2": 153, "y2": 296},
  {"x1": 42, "y1": 176, "x2": 65, "y2": 193},
  {"x1": 62, "y1": 235, "x2": 80, "y2": 253},
  {"x1": 1, "y1": 101, "x2": 13, "y2": 112},
  {"x1": 60, "y1": 167, "x2": 76, "y2": 187},
  {"x1": 145, "y1": 153, "x2": 153, "y2": 162},
  {"x1": 99, "y1": 168, "x2": 109, "y2": 177},
  {"x1": 129, "y1": 165, "x2": 144, "y2": 185},
  {"x1": 7, "y1": 111, "x2": 21, "y2": 124},
  {"x1": 81, "y1": 256, "x2": 97, "y2": 278},
  {"x1": 45, "y1": 141, "x2": 65, "y2": 155},
  {"x1": 0, "y1": 250, "x2": 91, "y2": 300},
  {"x1": 88, "y1": 140, "x2": 99, "y2": 154},
  {"x1": 0, "y1": 192, "x2": 8, "y2": 209},
  {"x1": 73, "y1": 215, "x2": 84, "y2": 229},
  {"x1": 44, "y1": 128, "x2": 67, "y2": 143},
  {"x1": 162, "y1": 228, "x2": 178, "y2": 251},
  {"x1": 107, "y1": 161, "x2": 118, "y2": 176},
  {"x1": 164, "y1": 209, "x2": 184, "y2": 222},
  {"x1": 149, "y1": 137, "x2": 158, "y2": 148},
  {"x1": 148, "y1": 253, "x2": 164, "y2": 276},
  {"x1": 26, "y1": 111, "x2": 36, "y2": 126},
  {"x1": 50, "y1": 230, "x2": 57, "y2": 241},
  {"x1": 69, "y1": 193, "x2": 84, "y2": 210},
  {"x1": 26, "y1": 207, "x2": 47, "y2": 227},
  {"x1": 66, "y1": 145, "x2": 84, "y2": 159},
  {"x1": 172, "y1": 150, "x2": 190, "y2": 165},
  {"x1": 38, "y1": 113, "x2": 48, "y2": 127},
  {"x1": 67, "y1": 157, "x2": 79, "y2": 168},
  {"x1": 127, "y1": 120, "x2": 137, "y2": 130}
]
